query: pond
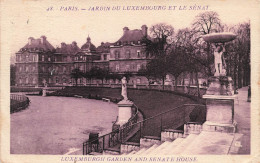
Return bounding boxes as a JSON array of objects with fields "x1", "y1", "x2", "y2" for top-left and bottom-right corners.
[{"x1": 11, "y1": 95, "x2": 118, "y2": 155}]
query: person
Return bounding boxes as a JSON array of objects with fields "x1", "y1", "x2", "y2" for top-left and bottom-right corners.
[
  {"x1": 247, "y1": 85, "x2": 251, "y2": 102},
  {"x1": 121, "y1": 77, "x2": 128, "y2": 100},
  {"x1": 213, "y1": 44, "x2": 226, "y2": 76}
]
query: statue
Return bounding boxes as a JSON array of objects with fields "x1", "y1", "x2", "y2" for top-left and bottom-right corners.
[
  {"x1": 121, "y1": 77, "x2": 128, "y2": 100},
  {"x1": 213, "y1": 44, "x2": 226, "y2": 76}
]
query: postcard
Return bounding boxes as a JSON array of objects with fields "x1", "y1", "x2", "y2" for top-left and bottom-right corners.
[{"x1": 1, "y1": 0, "x2": 259, "y2": 163}]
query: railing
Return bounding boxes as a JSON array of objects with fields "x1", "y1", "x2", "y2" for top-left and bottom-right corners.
[
  {"x1": 83, "y1": 104, "x2": 140, "y2": 155},
  {"x1": 10, "y1": 94, "x2": 30, "y2": 113},
  {"x1": 83, "y1": 103, "x2": 206, "y2": 155}
]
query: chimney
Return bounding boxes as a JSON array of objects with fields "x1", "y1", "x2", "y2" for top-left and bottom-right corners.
[
  {"x1": 61, "y1": 42, "x2": 66, "y2": 48},
  {"x1": 123, "y1": 27, "x2": 129, "y2": 34},
  {"x1": 72, "y1": 41, "x2": 77, "y2": 47},
  {"x1": 141, "y1": 25, "x2": 148, "y2": 37},
  {"x1": 28, "y1": 37, "x2": 34, "y2": 45},
  {"x1": 40, "y1": 35, "x2": 47, "y2": 44}
]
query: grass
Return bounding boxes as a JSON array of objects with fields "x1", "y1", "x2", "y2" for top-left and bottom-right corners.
[{"x1": 50, "y1": 87, "x2": 205, "y2": 120}]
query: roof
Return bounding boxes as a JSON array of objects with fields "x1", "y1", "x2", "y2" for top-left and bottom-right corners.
[
  {"x1": 21, "y1": 36, "x2": 55, "y2": 52},
  {"x1": 81, "y1": 42, "x2": 97, "y2": 51},
  {"x1": 114, "y1": 29, "x2": 150, "y2": 46},
  {"x1": 81, "y1": 36, "x2": 97, "y2": 52},
  {"x1": 96, "y1": 42, "x2": 112, "y2": 53},
  {"x1": 56, "y1": 42, "x2": 81, "y2": 55}
]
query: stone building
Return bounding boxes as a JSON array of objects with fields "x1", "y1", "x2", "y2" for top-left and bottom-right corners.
[
  {"x1": 15, "y1": 25, "x2": 152, "y2": 87},
  {"x1": 109, "y1": 25, "x2": 151, "y2": 85}
]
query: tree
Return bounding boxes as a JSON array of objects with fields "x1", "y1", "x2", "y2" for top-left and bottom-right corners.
[
  {"x1": 70, "y1": 68, "x2": 83, "y2": 86},
  {"x1": 10, "y1": 64, "x2": 16, "y2": 86},
  {"x1": 143, "y1": 23, "x2": 175, "y2": 89}
]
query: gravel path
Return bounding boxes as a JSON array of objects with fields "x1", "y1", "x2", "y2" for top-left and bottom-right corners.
[{"x1": 11, "y1": 96, "x2": 118, "y2": 154}]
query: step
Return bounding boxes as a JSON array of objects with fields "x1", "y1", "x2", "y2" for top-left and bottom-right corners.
[
  {"x1": 180, "y1": 131, "x2": 235, "y2": 155},
  {"x1": 159, "y1": 138, "x2": 184, "y2": 155},
  {"x1": 148, "y1": 141, "x2": 172, "y2": 155},
  {"x1": 135, "y1": 148, "x2": 147, "y2": 155},
  {"x1": 167, "y1": 134, "x2": 198, "y2": 155},
  {"x1": 141, "y1": 144, "x2": 159, "y2": 155},
  {"x1": 127, "y1": 150, "x2": 137, "y2": 155}
]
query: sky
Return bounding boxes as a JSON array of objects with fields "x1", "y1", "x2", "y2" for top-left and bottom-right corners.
[{"x1": 1, "y1": 0, "x2": 255, "y2": 61}]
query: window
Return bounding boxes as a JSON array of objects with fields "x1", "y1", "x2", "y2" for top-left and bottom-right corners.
[
  {"x1": 33, "y1": 55, "x2": 37, "y2": 62},
  {"x1": 126, "y1": 65, "x2": 130, "y2": 71},
  {"x1": 63, "y1": 66, "x2": 66, "y2": 73},
  {"x1": 19, "y1": 66, "x2": 22, "y2": 72},
  {"x1": 41, "y1": 55, "x2": 45, "y2": 61},
  {"x1": 25, "y1": 66, "x2": 29, "y2": 72},
  {"x1": 32, "y1": 66, "x2": 35, "y2": 72},
  {"x1": 137, "y1": 50, "x2": 141, "y2": 58},
  {"x1": 103, "y1": 54, "x2": 107, "y2": 60},
  {"x1": 56, "y1": 77, "x2": 59, "y2": 83},
  {"x1": 137, "y1": 64, "x2": 141, "y2": 71},
  {"x1": 63, "y1": 78, "x2": 67, "y2": 83},
  {"x1": 126, "y1": 50, "x2": 131, "y2": 59},
  {"x1": 25, "y1": 77, "x2": 29, "y2": 84},
  {"x1": 137, "y1": 78, "x2": 141, "y2": 84},
  {"x1": 33, "y1": 78, "x2": 36, "y2": 84},
  {"x1": 64, "y1": 56, "x2": 67, "y2": 62},
  {"x1": 115, "y1": 51, "x2": 120, "y2": 59},
  {"x1": 116, "y1": 65, "x2": 119, "y2": 71},
  {"x1": 48, "y1": 57, "x2": 51, "y2": 62}
]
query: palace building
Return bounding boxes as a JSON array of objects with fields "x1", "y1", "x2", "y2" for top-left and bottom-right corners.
[{"x1": 15, "y1": 25, "x2": 151, "y2": 87}]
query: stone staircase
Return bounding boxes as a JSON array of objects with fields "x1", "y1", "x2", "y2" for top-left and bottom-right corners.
[{"x1": 121, "y1": 122, "x2": 243, "y2": 155}]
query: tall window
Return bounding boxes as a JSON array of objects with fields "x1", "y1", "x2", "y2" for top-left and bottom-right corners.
[
  {"x1": 56, "y1": 77, "x2": 59, "y2": 83},
  {"x1": 33, "y1": 78, "x2": 36, "y2": 84},
  {"x1": 126, "y1": 65, "x2": 130, "y2": 71},
  {"x1": 137, "y1": 64, "x2": 141, "y2": 71},
  {"x1": 115, "y1": 51, "x2": 120, "y2": 59},
  {"x1": 137, "y1": 50, "x2": 141, "y2": 58},
  {"x1": 116, "y1": 64, "x2": 119, "y2": 71},
  {"x1": 41, "y1": 55, "x2": 45, "y2": 61},
  {"x1": 137, "y1": 78, "x2": 141, "y2": 84},
  {"x1": 126, "y1": 50, "x2": 131, "y2": 59},
  {"x1": 25, "y1": 77, "x2": 29, "y2": 84}
]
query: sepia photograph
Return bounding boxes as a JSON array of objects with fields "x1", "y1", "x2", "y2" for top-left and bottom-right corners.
[{"x1": 1, "y1": 0, "x2": 259, "y2": 162}]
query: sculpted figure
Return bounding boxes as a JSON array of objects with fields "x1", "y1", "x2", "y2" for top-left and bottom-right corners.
[
  {"x1": 213, "y1": 44, "x2": 226, "y2": 76},
  {"x1": 121, "y1": 77, "x2": 128, "y2": 100}
]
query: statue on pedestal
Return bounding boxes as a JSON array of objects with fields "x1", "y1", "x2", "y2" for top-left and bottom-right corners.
[
  {"x1": 213, "y1": 44, "x2": 226, "y2": 76},
  {"x1": 121, "y1": 77, "x2": 128, "y2": 100}
]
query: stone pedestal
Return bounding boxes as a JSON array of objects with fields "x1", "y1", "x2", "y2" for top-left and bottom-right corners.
[
  {"x1": 203, "y1": 76, "x2": 236, "y2": 133},
  {"x1": 42, "y1": 88, "x2": 47, "y2": 97},
  {"x1": 116, "y1": 99, "x2": 133, "y2": 126}
]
